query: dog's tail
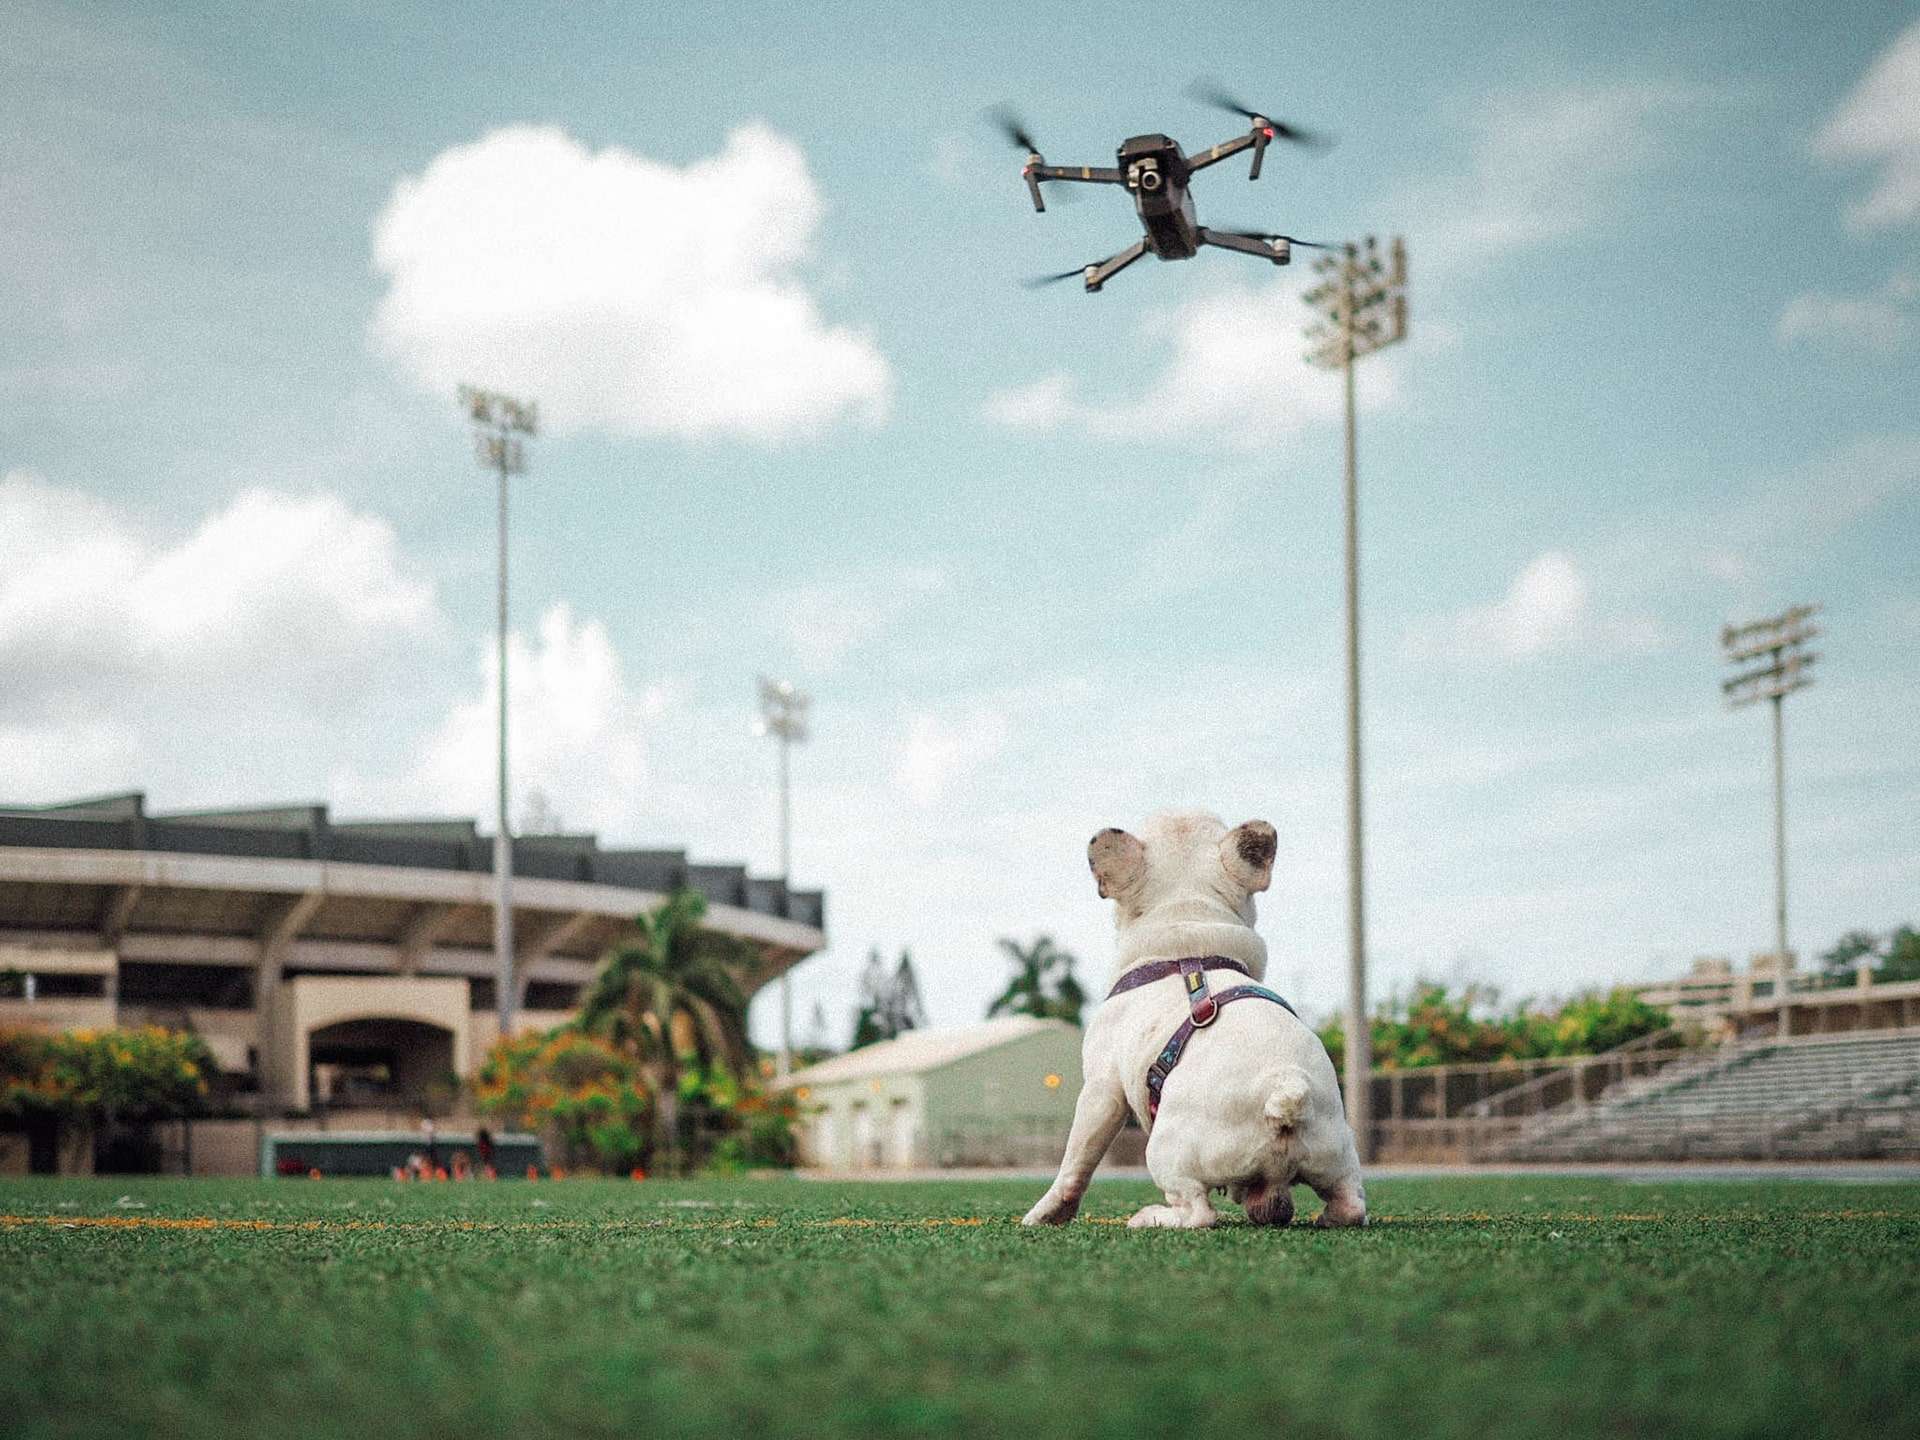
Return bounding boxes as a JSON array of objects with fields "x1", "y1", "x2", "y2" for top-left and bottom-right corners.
[{"x1": 1261, "y1": 1065, "x2": 1314, "y2": 1135}]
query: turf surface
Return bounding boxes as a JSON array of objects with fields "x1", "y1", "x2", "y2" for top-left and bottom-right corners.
[{"x1": 2, "y1": 1174, "x2": 1916, "y2": 1440}]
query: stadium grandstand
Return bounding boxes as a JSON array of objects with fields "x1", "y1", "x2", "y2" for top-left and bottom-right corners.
[
  {"x1": 0, "y1": 793, "x2": 825, "y2": 1129},
  {"x1": 1366, "y1": 954, "x2": 1920, "y2": 1164}
]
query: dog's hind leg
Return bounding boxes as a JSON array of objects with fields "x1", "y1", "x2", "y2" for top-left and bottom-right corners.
[
  {"x1": 1127, "y1": 1179, "x2": 1217, "y2": 1230},
  {"x1": 1299, "y1": 1157, "x2": 1367, "y2": 1228}
]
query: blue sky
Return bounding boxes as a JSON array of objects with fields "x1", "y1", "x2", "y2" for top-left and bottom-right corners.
[{"x1": 3, "y1": 0, "x2": 1917, "y2": 1044}]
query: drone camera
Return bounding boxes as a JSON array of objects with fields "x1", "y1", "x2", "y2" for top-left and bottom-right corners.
[{"x1": 1127, "y1": 159, "x2": 1162, "y2": 192}]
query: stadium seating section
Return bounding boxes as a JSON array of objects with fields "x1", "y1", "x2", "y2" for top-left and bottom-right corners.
[{"x1": 1502, "y1": 1028, "x2": 1920, "y2": 1161}]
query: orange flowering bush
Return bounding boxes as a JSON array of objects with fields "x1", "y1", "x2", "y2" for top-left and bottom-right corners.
[
  {"x1": 474, "y1": 1028, "x2": 653, "y2": 1173},
  {"x1": 0, "y1": 1026, "x2": 213, "y2": 1120}
]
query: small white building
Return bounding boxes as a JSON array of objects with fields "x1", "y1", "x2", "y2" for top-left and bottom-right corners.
[{"x1": 783, "y1": 1016, "x2": 1084, "y2": 1170}]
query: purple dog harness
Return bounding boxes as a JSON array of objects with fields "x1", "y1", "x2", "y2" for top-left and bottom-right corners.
[{"x1": 1106, "y1": 956, "x2": 1298, "y2": 1125}]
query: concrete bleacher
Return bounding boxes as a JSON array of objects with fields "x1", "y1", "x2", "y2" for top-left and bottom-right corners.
[{"x1": 1501, "y1": 1028, "x2": 1920, "y2": 1161}]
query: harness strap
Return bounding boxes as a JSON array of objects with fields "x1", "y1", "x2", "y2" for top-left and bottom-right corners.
[
  {"x1": 1105, "y1": 954, "x2": 1251, "y2": 1000},
  {"x1": 1143, "y1": 982, "x2": 1299, "y2": 1126}
]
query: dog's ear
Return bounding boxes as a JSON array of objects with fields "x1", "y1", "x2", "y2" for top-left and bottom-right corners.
[
  {"x1": 1220, "y1": 820, "x2": 1277, "y2": 894},
  {"x1": 1088, "y1": 827, "x2": 1146, "y2": 900}
]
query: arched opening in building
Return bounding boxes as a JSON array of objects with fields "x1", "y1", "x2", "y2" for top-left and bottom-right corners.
[{"x1": 307, "y1": 1017, "x2": 455, "y2": 1110}]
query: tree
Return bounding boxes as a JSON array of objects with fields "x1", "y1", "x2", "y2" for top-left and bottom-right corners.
[
  {"x1": 1816, "y1": 924, "x2": 1920, "y2": 985},
  {"x1": 1885, "y1": 926, "x2": 1920, "y2": 984},
  {"x1": 1, "y1": 1026, "x2": 214, "y2": 1172},
  {"x1": 986, "y1": 934, "x2": 1086, "y2": 1026},
  {"x1": 1820, "y1": 930, "x2": 1881, "y2": 981},
  {"x1": 575, "y1": 888, "x2": 756, "y2": 1172},
  {"x1": 851, "y1": 949, "x2": 926, "y2": 1049},
  {"x1": 0, "y1": 1026, "x2": 213, "y2": 1123}
]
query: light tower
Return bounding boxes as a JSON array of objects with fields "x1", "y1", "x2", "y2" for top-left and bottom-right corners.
[
  {"x1": 459, "y1": 385, "x2": 537, "y2": 1042},
  {"x1": 756, "y1": 675, "x2": 811, "y2": 1078},
  {"x1": 1304, "y1": 235, "x2": 1408, "y2": 1159},
  {"x1": 1721, "y1": 604, "x2": 1820, "y2": 1037}
]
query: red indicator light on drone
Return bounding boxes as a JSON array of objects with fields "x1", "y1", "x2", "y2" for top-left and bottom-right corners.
[{"x1": 1262, "y1": 126, "x2": 1276, "y2": 138}]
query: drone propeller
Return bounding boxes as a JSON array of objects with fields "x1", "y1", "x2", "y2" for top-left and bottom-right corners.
[
  {"x1": 987, "y1": 105, "x2": 1042, "y2": 157},
  {"x1": 1216, "y1": 229, "x2": 1338, "y2": 249},
  {"x1": 987, "y1": 105, "x2": 1087, "y2": 207},
  {"x1": 1021, "y1": 265, "x2": 1091, "y2": 289},
  {"x1": 1186, "y1": 79, "x2": 1329, "y2": 148}
]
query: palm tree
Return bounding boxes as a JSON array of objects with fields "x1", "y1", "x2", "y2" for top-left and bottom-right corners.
[
  {"x1": 987, "y1": 934, "x2": 1086, "y2": 1027},
  {"x1": 576, "y1": 888, "x2": 754, "y2": 1171}
]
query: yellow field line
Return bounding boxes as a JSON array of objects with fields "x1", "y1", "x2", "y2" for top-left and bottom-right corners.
[{"x1": 0, "y1": 1208, "x2": 1909, "y2": 1235}]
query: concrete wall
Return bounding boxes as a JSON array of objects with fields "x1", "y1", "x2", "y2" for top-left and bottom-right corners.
[
  {"x1": 271, "y1": 975, "x2": 470, "y2": 1110},
  {"x1": 796, "y1": 1026, "x2": 1086, "y2": 1171},
  {"x1": 922, "y1": 1028, "x2": 1083, "y2": 1167},
  {"x1": 799, "y1": 1074, "x2": 926, "y2": 1169}
]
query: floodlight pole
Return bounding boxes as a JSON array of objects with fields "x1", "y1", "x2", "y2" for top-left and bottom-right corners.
[
  {"x1": 1721, "y1": 605, "x2": 1820, "y2": 1039},
  {"x1": 757, "y1": 676, "x2": 811, "y2": 1078},
  {"x1": 1305, "y1": 237, "x2": 1408, "y2": 1162},
  {"x1": 1771, "y1": 690, "x2": 1787, "y2": 986},
  {"x1": 460, "y1": 386, "x2": 538, "y2": 1046}
]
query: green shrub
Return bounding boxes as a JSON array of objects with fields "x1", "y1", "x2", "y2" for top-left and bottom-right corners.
[
  {"x1": 1319, "y1": 984, "x2": 1670, "y2": 1071},
  {"x1": 0, "y1": 1026, "x2": 213, "y2": 1121}
]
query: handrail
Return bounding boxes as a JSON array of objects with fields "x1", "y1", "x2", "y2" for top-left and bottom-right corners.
[{"x1": 1459, "y1": 1027, "x2": 1695, "y2": 1120}]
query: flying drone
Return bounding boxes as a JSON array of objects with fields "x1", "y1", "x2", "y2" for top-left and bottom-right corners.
[{"x1": 998, "y1": 82, "x2": 1332, "y2": 293}]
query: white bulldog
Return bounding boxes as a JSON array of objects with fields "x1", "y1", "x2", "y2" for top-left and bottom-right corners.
[{"x1": 1023, "y1": 810, "x2": 1366, "y2": 1230}]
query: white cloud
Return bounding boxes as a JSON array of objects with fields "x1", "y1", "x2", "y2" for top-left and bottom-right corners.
[
  {"x1": 0, "y1": 471, "x2": 436, "y2": 714},
  {"x1": 1407, "y1": 551, "x2": 1664, "y2": 662},
  {"x1": 372, "y1": 602, "x2": 664, "y2": 835},
  {"x1": 1814, "y1": 20, "x2": 1920, "y2": 231},
  {"x1": 892, "y1": 708, "x2": 1011, "y2": 806},
  {"x1": 1777, "y1": 273, "x2": 1915, "y2": 353},
  {"x1": 984, "y1": 276, "x2": 1399, "y2": 449},
  {"x1": 764, "y1": 566, "x2": 949, "y2": 673},
  {"x1": 927, "y1": 131, "x2": 977, "y2": 187},
  {"x1": 371, "y1": 123, "x2": 892, "y2": 443},
  {"x1": 1747, "y1": 433, "x2": 1920, "y2": 535},
  {"x1": 1700, "y1": 548, "x2": 1755, "y2": 584},
  {"x1": 0, "y1": 472, "x2": 442, "y2": 802},
  {"x1": 1413, "y1": 80, "x2": 1715, "y2": 273}
]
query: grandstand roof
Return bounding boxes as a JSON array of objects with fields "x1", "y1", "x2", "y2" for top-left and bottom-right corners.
[{"x1": 0, "y1": 791, "x2": 822, "y2": 931}]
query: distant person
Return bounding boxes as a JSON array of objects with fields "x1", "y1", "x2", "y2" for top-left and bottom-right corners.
[
  {"x1": 420, "y1": 1117, "x2": 438, "y2": 1173},
  {"x1": 450, "y1": 1151, "x2": 472, "y2": 1181},
  {"x1": 475, "y1": 1126, "x2": 497, "y2": 1180}
]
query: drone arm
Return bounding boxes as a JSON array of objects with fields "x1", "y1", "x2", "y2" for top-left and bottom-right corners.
[
  {"x1": 1084, "y1": 238, "x2": 1148, "y2": 293},
  {"x1": 1197, "y1": 228, "x2": 1290, "y2": 265},
  {"x1": 1032, "y1": 164, "x2": 1126, "y2": 185},
  {"x1": 1024, "y1": 162, "x2": 1122, "y2": 213},
  {"x1": 1186, "y1": 128, "x2": 1268, "y2": 179},
  {"x1": 1024, "y1": 163, "x2": 1046, "y2": 212}
]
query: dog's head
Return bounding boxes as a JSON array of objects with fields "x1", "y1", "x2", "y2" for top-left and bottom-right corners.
[{"x1": 1087, "y1": 811, "x2": 1276, "y2": 929}]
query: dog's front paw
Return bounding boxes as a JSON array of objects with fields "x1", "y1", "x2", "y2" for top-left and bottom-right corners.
[{"x1": 1021, "y1": 1190, "x2": 1081, "y2": 1226}]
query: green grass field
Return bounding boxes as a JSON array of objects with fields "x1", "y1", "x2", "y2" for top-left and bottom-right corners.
[{"x1": 3, "y1": 1174, "x2": 1916, "y2": 1440}]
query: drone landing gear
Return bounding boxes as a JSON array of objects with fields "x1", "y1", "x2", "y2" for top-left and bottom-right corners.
[
  {"x1": 1197, "y1": 227, "x2": 1290, "y2": 265},
  {"x1": 1083, "y1": 239, "x2": 1148, "y2": 292}
]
